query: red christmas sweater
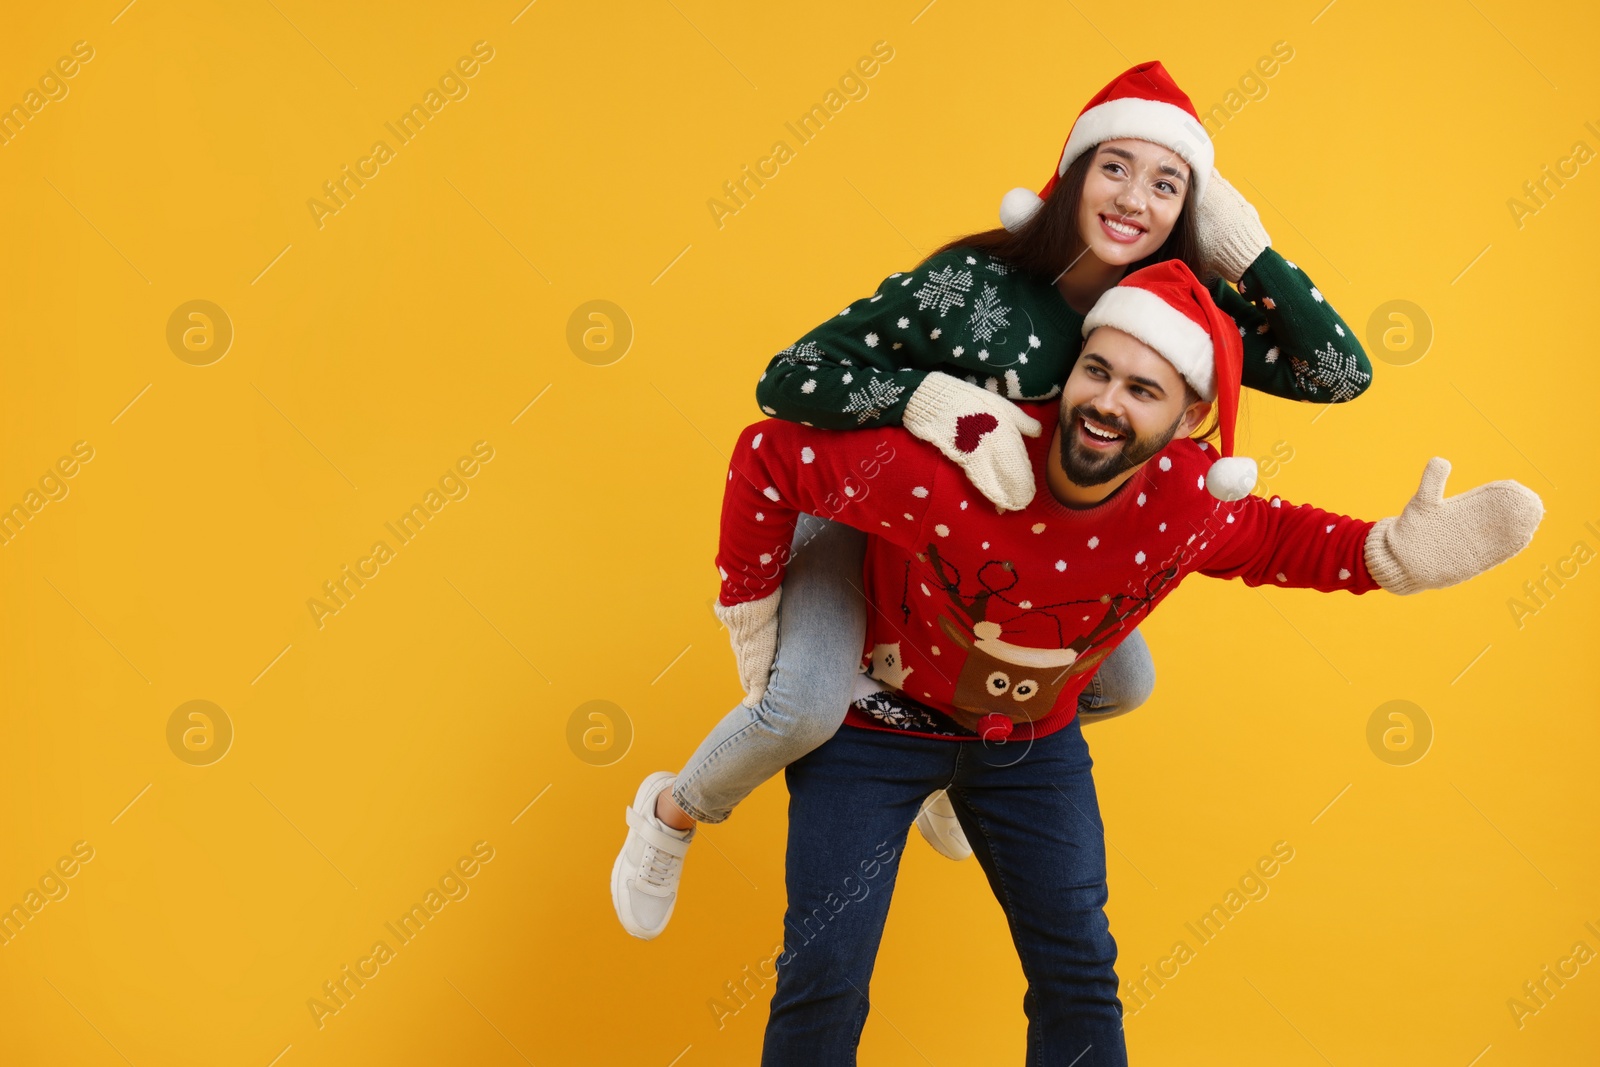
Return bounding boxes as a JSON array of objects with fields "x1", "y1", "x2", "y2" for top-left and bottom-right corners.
[{"x1": 716, "y1": 403, "x2": 1381, "y2": 741}]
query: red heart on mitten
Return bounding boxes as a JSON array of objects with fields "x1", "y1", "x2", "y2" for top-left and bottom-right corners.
[{"x1": 953, "y1": 412, "x2": 999, "y2": 454}]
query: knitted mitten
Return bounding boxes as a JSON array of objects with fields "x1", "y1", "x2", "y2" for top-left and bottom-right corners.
[
  {"x1": 713, "y1": 589, "x2": 782, "y2": 707},
  {"x1": 1195, "y1": 169, "x2": 1270, "y2": 284},
  {"x1": 903, "y1": 372, "x2": 1042, "y2": 512},
  {"x1": 1363, "y1": 458, "x2": 1544, "y2": 595}
]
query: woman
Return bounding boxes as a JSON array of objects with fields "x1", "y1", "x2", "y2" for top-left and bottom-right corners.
[{"x1": 612, "y1": 61, "x2": 1371, "y2": 940}]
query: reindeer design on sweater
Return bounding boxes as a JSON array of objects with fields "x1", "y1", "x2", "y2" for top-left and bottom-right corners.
[{"x1": 892, "y1": 542, "x2": 1183, "y2": 732}]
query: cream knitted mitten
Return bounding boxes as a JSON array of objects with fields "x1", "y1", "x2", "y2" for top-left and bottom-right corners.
[
  {"x1": 903, "y1": 372, "x2": 1042, "y2": 512},
  {"x1": 1363, "y1": 458, "x2": 1544, "y2": 595},
  {"x1": 713, "y1": 589, "x2": 782, "y2": 708},
  {"x1": 1195, "y1": 168, "x2": 1271, "y2": 284}
]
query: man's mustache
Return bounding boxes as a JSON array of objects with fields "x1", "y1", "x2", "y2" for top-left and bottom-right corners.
[{"x1": 1065, "y1": 404, "x2": 1132, "y2": 439}]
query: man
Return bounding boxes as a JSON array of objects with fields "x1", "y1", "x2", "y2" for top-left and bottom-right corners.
[{"x1": 622, "y1": 261, "x2": 1542, "y2": 1065}]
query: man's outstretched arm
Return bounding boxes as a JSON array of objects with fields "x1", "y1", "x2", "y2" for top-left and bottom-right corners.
[{"x1": 1200, "y1": 457, "x2": 1543, "y2": 594}]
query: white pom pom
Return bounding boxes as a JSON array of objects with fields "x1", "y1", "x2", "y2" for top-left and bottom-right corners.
[
  {"x1": 1205, "y1": 457, "x2": 1257, "y2": 501},
  {"x1": 999, "y1": 187, "x2": 1044, "y2": 232}
]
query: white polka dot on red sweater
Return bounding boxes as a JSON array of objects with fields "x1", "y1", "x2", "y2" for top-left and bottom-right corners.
[
  {"x1": 1055, "y1": 560, "x2": 1066, "y2": 571},
  {"x1": 1135, "y1": 551, "x2": 1146, "y2": 564},
  {"x1": 801, "y1": 447, "x2": 815, "y2": 464},
  {"x1": 1325, "y1": 524, "x2": 1335, "y2": 533},
  {"x1": 718, "y1": 566, "x2": 728, "y2": 580},
  {"x1": 752, "y1": 432, "x2": 763, "y2": 448},
  {"x1": 1159, "y1": 457, "x2": 1172, "y2": 471},
  {"x1": 1275, "y1": 572, "x2": 1287, "y2": 582},
  {"x1": 763, "y1": 487, "x2": 780, "y2": 501},
  {"x1": 935, "y1": 524, "x2": 950, "y2": 537},
  {"x1": 959, "y1": 501, "x2": 969, "y2": 510},
  {"x1": 931, "y1": 645, "x2": 941, "y2": 656},
  {"x1": 903, "y1": 513, "x2": 914, "y2": 521},
  {"x1": 912, "y1": 486, "x2": 928, "y2": 498},
  {"x1": 920, "y1": 583, "x2": 931, "y2": 596},
  {"x1": 1196, "y1": 475, "x2": 1205, "y2": 489},
  {"x1": 1031, "y1": 523, "x2": 1046, "y2": 534},
  {"x1": 755, "y1": 512, "x2": 764, "y2": 521},
  {"x1": 1158, "y1": 522, "x2": 1167, "y2": 532},
  {"x1": 1019, "y1": 600, "x2": 1032, "y2": 608},
  {"x1": 843, "y1": 486, "x2": 855, "y2": 497},
  {"x1": 1137, "y1": 493, "x2": 1146, "y2": 506},
  {"x1": 1088, "y1": 536, "x2": 1099, "y2": 548},
  {"x1": 1338, "y1": 568, "x2": 1351, "y2": 580}
]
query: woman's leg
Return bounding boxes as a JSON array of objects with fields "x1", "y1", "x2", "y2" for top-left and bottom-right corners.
[
  {"x1": 1077, "y1": 627, "x2": 1156, "y2": 726},
  {"x1": 614, "y1": 515, "x2": 868, "y2": 939},
  {"x1": 670, "y1": 513, "x2": 868, "y2": 824},
  {"x1": 762, "y1": 726, "x2": 953, "y2": 1065},
  {"x1": 947, "y1": 719, "x2": 1128, "y2": 1066}
]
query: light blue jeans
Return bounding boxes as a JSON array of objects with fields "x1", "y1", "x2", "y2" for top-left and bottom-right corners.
[{"x1": 672, "y1": 514, "x2": 1156, "y2": 824}]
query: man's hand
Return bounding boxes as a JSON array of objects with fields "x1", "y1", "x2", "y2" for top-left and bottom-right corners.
[
  {"x1": 1195, "y1": 168, "x2": 1270, "y2": 284},
  {"x1": 714, "y1": 589, "x2": 782, "y2": 707},
  {"x1": 1364, "y1": 457, "x2": 1544, "y2": 595},
  {"x1": 903, "y1": 372, "x2": 1042, "y2": 511}
]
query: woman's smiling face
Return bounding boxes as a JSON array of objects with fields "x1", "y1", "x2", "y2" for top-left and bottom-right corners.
[{"x1": 1075, "y1": 139, "x2": 1191, "y2": 268}]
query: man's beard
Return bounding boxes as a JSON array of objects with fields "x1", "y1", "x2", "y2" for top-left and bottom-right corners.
[{"x1": 1058, "y1": 403, "x2": 1185, "y2": 487}]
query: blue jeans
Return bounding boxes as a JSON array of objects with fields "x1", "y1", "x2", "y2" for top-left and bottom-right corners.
[
  {"x1": 763, "y1": 717, "x2": 1126, "y2": 1065},
  {"x1": 673, "y1": 516, "x2": 1156, "y2": 824}
]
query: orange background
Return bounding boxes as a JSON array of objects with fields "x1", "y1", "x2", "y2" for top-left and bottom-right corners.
[{"x1": 0, "y1": 1, "x2": 1596, "y2": 1064}]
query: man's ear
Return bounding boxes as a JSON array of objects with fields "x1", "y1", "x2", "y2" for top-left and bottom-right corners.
[{"x1": 1177, "y1": 398, "x2": 1213, "y2": 438}]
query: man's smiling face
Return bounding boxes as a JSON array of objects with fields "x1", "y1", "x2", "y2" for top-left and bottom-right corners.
[{"x1": 1057, "y1": 326, "x2": 1210, "y2": 488}]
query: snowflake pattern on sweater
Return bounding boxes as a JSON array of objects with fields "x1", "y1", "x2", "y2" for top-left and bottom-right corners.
[
  {"x1": 912, "y1": 265, "x2": 974, "y2": 317},
  {"x1": 968, "y1": 282, "x2": 1011, "y2": 343},
  {"x1": 754, "y1": 247, "x2": 1372, "y2": 432},
  {"x1": 716, "y1": 405, "x2": 1382, "y2": 742},
  {"x1": 1292, "y1": 342, "x2": 1371, "y2": 403}
]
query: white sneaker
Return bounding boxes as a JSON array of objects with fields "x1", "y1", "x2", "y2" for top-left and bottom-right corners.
[
  {"x1": 611, "y1": 771, "x2": 695, "y2": 940},
  {"x1": 915, "y1": 789, "x2": 972, "y2": 861}
]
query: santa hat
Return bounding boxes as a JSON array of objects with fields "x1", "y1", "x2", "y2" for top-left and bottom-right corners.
[
  {"x1": 999, "y1": 61, "x2": 1214, "y2": 233},
  {"x1": 1080, "y1": 260, "x2": 1256, "y2": 501}
]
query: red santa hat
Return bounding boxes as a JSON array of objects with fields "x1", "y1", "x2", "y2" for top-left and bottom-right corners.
[
  {"x1": 1080, "y1": 260, "x2": 1256, "y2": 501},
  {"x1": 1000, "y1": 61, "x2": 1214, "y2": 233}
]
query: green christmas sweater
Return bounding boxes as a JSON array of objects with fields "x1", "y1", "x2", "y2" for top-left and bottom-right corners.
[{"x1": 755, "y1": 247, "x2": 1371, "y2": 428}]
